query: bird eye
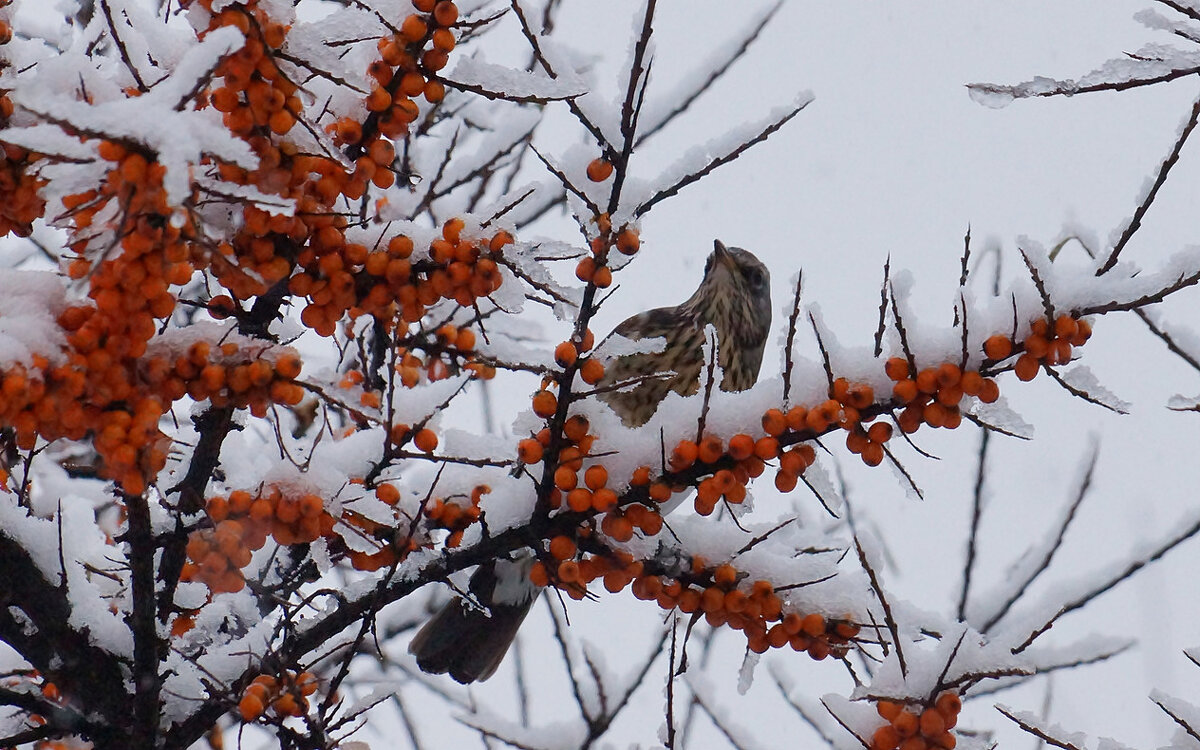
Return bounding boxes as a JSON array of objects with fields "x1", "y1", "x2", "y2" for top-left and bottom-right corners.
[{"x1": 744, "y1": 268, "x2": 764, "y2": 288}]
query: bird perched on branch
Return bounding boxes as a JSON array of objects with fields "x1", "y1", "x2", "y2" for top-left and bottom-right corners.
[{"x1": 409, "y1": 239, "x2": 772, "y2": 683}]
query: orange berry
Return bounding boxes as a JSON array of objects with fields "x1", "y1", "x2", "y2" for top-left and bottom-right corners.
[
  {"x1": 529, "y1": 560, "x2": 550, "y2": 586},
  {"x1": 563, "y1": 414, "x2": 590, "y2": 443},
  {"x1": 566, "y1": 488, "x2": 592, "y2": 512},
  {"x1": 399, "y1": 14, "x2": 428, "y2": 42},
  {"x1": 753, "y1": 436, "x2": 779, "y2": 460},
  {"x1": 877, "y1": 700, "x2": 904, "y2": 721},
  {"x1": 697, "y1": 435, "x2": 723, "y2": 464},
  {"x1": 375, "y1": 483, "x2": 401, "y2": 504},
  {"x1": 593, "y1": 266, "x2": 613, "y2": 288},
  {"x1": 575, "y1": 256, "x2": 595, "y2": 283},
  {"x1": 915, "y1": 368, "x2": 938, "y2": 394},
  {"x1": 554, "y1": 341, "x2": 577, "y2": 368},
  {"x1": 239, "y1": 693, "x2": 266, "y2": 722},
  {"x1": 579, "y1": 358, "x2": 605, "y2": 385},
  {"x1": 584, "y1": 464, "x2": 608, "y2": 490},
  {"x1": 871, "y1": 725, "x2": 900, "y2": 750},
  {"x1": 774, "y1": 470, "x2": 798, "y2": 493},
  {"x1": 586, "y1": 158, "x2": 613, "y2": 182},
  {"x1": 554, "y1": 465, "x2": 577, "y2": 491},
  {"x1": 616, "y1": 228, "x2": 640, "y2": 255},
  {"x1": 549, "y1": 535, "x2": 576, "y2": 560},
  {"x1": 893, "y1": 710, "x2": 919, "y2": 738},
  {"x1": 1014, "y1": 353, "x2": 1040, "y2": 381},
  {"x1": 713, "y1": 563, "x2": 737, "y2": 586},
  {"x1": 983, "y1": 334, "x2": 1013, "y2": 360},
  {"x1": 631, "y1": 466, "x2": 651, "y2": 486},
  {"x1": 433, "y1": 1, "x2": 458, "y2": 26},
  {"x1": 919, "y1": 709, "x2": 945, "y2": 738},
  {"x1": 892, "y1": 379, "x2": 918, "y2": 403},
  {"x1": 1071, "y1": 318, "x2": 1092, "y2": 346},
  {"x1": 669, "y1": 440, "x2": 698, "y2": 470},
  {"x1": 518, "y1": 437, "x2": 543, "y2": 464},
  {"x1": 761, "y1": 408, "x2": 787, "y2": 436},
  {"x1": 884, "y1": 357, "x2": 910, "y2": 381},
  {"x1": 413, "y1": 428, "x2": 438, "y2": 452},
  {"x1": 727, "y1": 433, "x2": 754, "y2": 460},
  {"x1": 532, "y1": 389, "x2": 557, "y2": 418},
  {"x1": 935, "y1": 692, "x2": 962, "y2": 718},
  {"x1": 1053, "y1": 314, "x2": 1077, "y2": 340},
  {"x1": 592, "y1": 487, "x2": 618, "y2": 512}
]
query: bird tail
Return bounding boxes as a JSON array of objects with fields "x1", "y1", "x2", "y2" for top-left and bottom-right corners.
[{"x1": 409, "y1": 553, "x2": 539, "y2": 683}]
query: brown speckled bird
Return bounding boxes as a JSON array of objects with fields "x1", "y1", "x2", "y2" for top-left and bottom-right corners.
[{"x1": 409, "y1": 239, "x2": 772, "y2": 683}]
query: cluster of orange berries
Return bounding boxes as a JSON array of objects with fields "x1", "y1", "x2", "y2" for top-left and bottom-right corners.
[
  {"x1": 339, "y1": 494, "x2": 413, "y2": 572},
  {"x1": 204, "y1": 5, "x2": 297, "y2": 139},
  {"x1": 886, "y1": 360, "x2": 997, "y2": 434},
  {"x1": 0, "y1": 143, "x2": 44, "y2": 239},
  {"x1": 655, "y1": 561, "x2": 859, "y2": 657},
  {"x1": 183, "y1": 487, "x2": 337, "y2": 593},
  {"x1": 986, "y1": 314, "x2": 1092, "y2": 382},
  {"x1": 289, "y1": 220, "x2": 509, "y2": 337},
  {"x1": 665, "y1": 432, "x2": 772, "y2": 515},
  {"x1": 352, "y1": 0, "x2": 458, "y2": 144},
  {"x1": 425, "y1": 484, "x2": 490, "y2": 547},
  {"x1": 871, "y1": 692, "x2": 962, "y2": 750},
  {"x1": 575, "y1": 212, "x2": 640, "y2": 289},
  {"x1": 0, "y1": 0, "x2": 42, "y2": 241},
  {"x1": 550, "y1": 330, "x2": 607, "y2": 386},
  {"x1": 142, "y1": 342, "x2": 304, "y2": 417},
  {"x1": 237, "y1": 670, "x2": 318, "y2": 722},
  {"x1": 388, "y1": 323, "x2": 495, "y2": 388}
]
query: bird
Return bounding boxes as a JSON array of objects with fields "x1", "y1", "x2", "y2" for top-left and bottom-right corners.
[{"x1": 408, "y1": 239, "x2": 773, "y2": 683}]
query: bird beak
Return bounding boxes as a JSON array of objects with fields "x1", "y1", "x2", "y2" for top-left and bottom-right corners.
[{"x1": 713, "y1": 240, "x2": 738, "y2": 273}]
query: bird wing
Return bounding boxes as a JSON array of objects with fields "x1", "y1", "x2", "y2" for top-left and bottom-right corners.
[{"x1": 599, "y1": 306, "x2": 706, "y2": 427}]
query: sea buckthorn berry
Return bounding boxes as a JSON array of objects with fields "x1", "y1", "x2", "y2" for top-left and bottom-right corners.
[
  {"x1": 400, "y1": 14, "x2": 428, "y2": 41},
  {"x1": 565, "y1": 488, "x2": 591, "y2": 512},
  {"x1": 532, "y1": 389, "x2": 557, "y2": 418},
  {"x1": 554, "y1": 341, "x2": 577, "y2": 368},
  {"x1": 935, "y1": 692, "x2": 962, "y2": 717},
  {"x1": 1014, "y1": 353, "x2": 1039, "y2": 381},
  {"x1": 413, "y1": 428, "x2": 438, "y2": 452},
  {"x1": 915, "y1": 368, "x2": 938, "y2": 394},
  {"x1": 670, "y1": 440, "x2": 698, "y2": 470},
  {"x1": 592, "y1": 487, "x2": 618, "y2": 511},
  {"x1": 959, "y1": 370, "x2": 983, "y2": 396},
  {"x1": 867, "y1": 422, "x2": 893, "y2": 443},
  {"x1": 375, "y1": 483, "x2": 401, "y2": 505},
  {"x1": 983, "y1": 334, "x2": 1012, "y2": 360},
  {"x1": 580, "y1": 358, "x2": 605, "y2": 385},
  {"x1": 1072, "y1": 318, "x2": 1092, "y2": 345},
  {"x1": 1054, "y1": 314, "x2": 1077, "y2": 339},
  {"x1": 893, "y1": 710, "x2": 919, "y2": 738},
  {"x1": 584, "y1": 464, "x2": 608, "y2": 490},
  {"x1": 884, "y1": 357, "x2": 910, "y2": 381},
  {"x1": 761, "y1": 408, "x2": 786, "y2": 436},
  {"x1": 563, "y1": 415, "x2": 590, "y2": 443},
  {"x1": 586, "y1": 158, "x2": 613, "y2": 182},
  {"x1": 593, "y1": 266, "x2": 613, "y2": 289},
  {"x1": 1024, "y1": 334, "x2": 1049, "y2": 359},
  {"x1": 727, "y1": 433, "x2": 755, "y2": 460},
  {"x1": 872, "y1": 724, "x2": 901, "y2": 750},
  {"x1": 935, "y1": 363, "x2": 960, "y2": 387},
  {"x1": 893, "y1": 379, "x2": 918, "y2": 403},
  {"x1": 549, "y1": 535, "x2": 576, "y2": 560},
  {"x1": 877, "y1": 700, "x2": 904, "y2": 721},
  {"x1": 713, "y1": 563, "x2": 737, "y2": 586},
  {"x1": 616, "y1": 228, "x2": 640, "y2": 255},
  {"x1": 860, "y1": 439, "x2": 884, "y2": 465},
  {"x1": 517, "y1": 438, "x2": 543, "y2": 464},
  {"x1": 575, "y1": 256, "x2": 596, "y2": 283},
  {"x1": 754, "y1": 436, "x2": 779, "y2": 460},
  {"x1": 554, "y1": 465, "x2": 577, "y2": 491},
  {"x1": 433, "y1": 1, "x2": 458, "y2": 26},
  {"x1": 774, "y1": 469, "x2": 798, "y2": 493},
  {"x1": 697, "y1": 435, "x2": 723, "y2": 464},
  {"x1": 919, "y1": 709, "x2": 945, "y2": 738}
]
